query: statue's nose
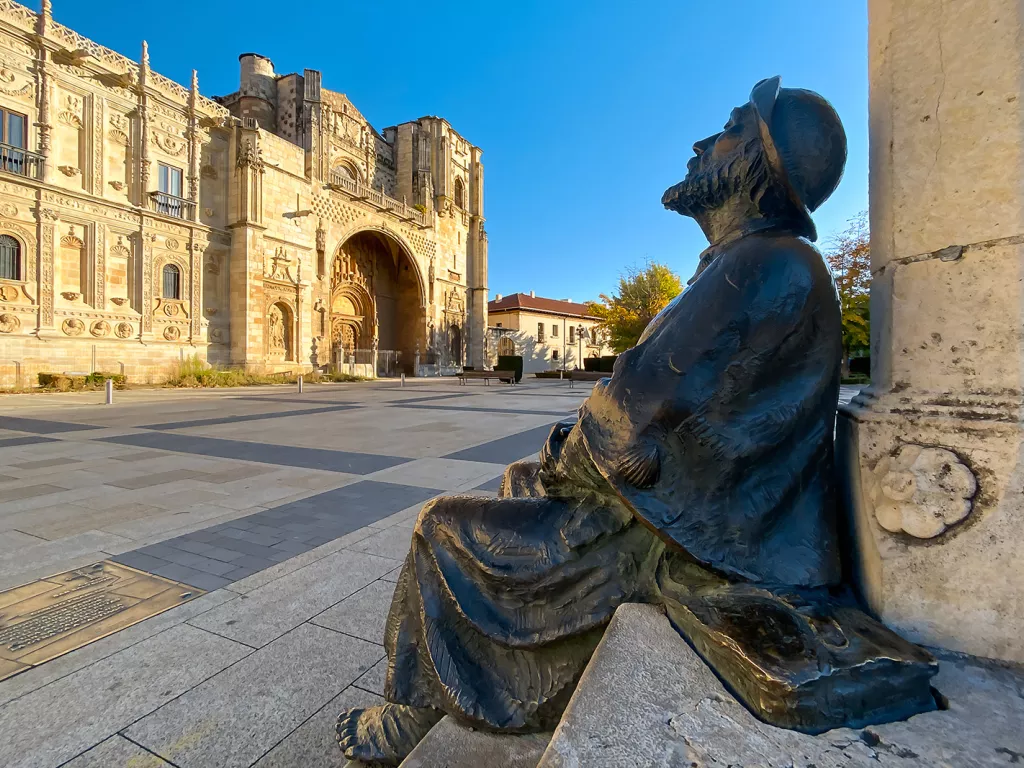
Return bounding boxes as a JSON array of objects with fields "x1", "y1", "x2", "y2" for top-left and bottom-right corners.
[{"x1": 692, "y1": 133, "x2": 718, "y2": 156}]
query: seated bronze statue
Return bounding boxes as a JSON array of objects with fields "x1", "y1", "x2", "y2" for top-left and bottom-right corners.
[{"x1": 337, "y1": 77, "x2": 938, "y2": 766}]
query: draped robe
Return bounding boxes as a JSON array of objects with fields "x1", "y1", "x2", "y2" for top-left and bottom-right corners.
[{"x1": 383, "y1": 232, "x2": 844, "y2": 730}]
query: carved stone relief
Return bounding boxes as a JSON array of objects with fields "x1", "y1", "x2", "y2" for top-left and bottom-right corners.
[
  {"x1": 868, "y1": 444, "x2": 978, "y2": 539},
  {"x1": 62, "y1": 318, "x2": 85, "y2": 336},
  {"x1": 0, "y1": 313, "x2": 19, "y2": 333}
]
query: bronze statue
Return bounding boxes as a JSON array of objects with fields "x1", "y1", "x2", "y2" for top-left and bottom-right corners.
[{"x1": 337, "y1": 78, "x2": 938, "y2": 766}]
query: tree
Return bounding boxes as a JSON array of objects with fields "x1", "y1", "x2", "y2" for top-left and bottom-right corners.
[
  {"x1": 824, "y1": 211, "x2": 871, "y2": 376},
  {"x1": 588, "y1": 262, "x2": 683, "y2": 353}
]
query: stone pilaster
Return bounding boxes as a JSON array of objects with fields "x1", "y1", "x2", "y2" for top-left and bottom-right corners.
[
  {"x1": 34, "y1": 0, "x2": 53, "y2": 184},
  {"x1": 839, "y1": 0, "x2": 1024, "y2": 663},
  {"x1": 137, "y1": 42, "x2": 151, "y2": 200}
]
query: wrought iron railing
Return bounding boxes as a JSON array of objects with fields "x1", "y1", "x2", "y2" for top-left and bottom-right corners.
[
  {"x1": 148, "y1": 191, "x2": 195, "y2": 220},
  {"x1": 327, "y1": 171, "x2": 429, "y2": 227},
  {"x1": 0, "y1": 142, "x2": 42, "y2": 178}
]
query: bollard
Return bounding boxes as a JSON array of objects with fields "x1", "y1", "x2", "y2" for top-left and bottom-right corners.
[
  {"x1": 104, "y1": 378, "x2": 113, "y2": 405},
  {"x1": 401, "y1": 373, "x2": 405, "y2": 388},
  {"x1": 298, "y1": 375, "x2": 303, "y2": 394}
]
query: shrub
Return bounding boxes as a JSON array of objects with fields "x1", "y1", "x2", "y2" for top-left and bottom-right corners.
[
  {"x1": 598, "y1": 355, "x2": 618, "y2": 373},
  {"x1": 583, "y1": 357, "x2": 600, "y2": 372},
  {"x1": 38, "y1": 372, "x2": 127, "y2": 391},
  {"x1": 496, "y1": 355, "x2": 523, "y2": 384}
]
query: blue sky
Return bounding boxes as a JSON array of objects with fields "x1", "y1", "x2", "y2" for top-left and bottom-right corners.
[{"x1": 49, "y1": 0, "x2": 867, "y2": 302}]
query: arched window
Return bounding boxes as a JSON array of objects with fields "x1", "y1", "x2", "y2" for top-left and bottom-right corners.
[
  {"x1": 0, "y1": 235, "x2": 20, "y2": 281},
  {"x1": 162, "y1": 263, "x2": 181, "y2": 299},
  {"x1": 497, "y1": 336, "x2": 515, "y2": 356},
  {"x1": 454, "y1": 177, "x2": 465, "y2": 209}
]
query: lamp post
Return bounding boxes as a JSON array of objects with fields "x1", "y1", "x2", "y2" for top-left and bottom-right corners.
[{"x1": 577, "y1": 324, "x2": 585, "y2": 370}]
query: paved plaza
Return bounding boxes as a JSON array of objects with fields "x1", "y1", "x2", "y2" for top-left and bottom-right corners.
[{"x1": 0, "y1": 380, "x2": 863, "y2": 768}]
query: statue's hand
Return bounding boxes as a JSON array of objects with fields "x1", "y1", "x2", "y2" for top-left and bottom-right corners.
[{"x1": 541, "y1": 420, "x2": 576, "y2": 470}]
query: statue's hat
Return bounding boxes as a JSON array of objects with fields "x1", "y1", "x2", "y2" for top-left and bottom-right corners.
[{"x1": 749, "y1": 76, "x2": 847, "y2": 241}]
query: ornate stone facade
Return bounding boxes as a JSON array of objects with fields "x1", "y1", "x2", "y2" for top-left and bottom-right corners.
[{"x1": 0, "y1": 2, "x2": 487, "y2": 386}]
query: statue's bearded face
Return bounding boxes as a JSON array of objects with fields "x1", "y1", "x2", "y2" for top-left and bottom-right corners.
[{"x1": 664, "y1": 104, "x2": 767, "y2": 218}]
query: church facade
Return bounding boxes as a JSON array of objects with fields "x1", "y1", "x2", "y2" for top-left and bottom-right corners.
[{"x1": 0, "y1": 1, "x2": 487, "y2": 386}]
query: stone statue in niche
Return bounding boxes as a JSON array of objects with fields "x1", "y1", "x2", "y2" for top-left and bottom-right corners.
[
  {"x1": 267, "y1": 304, "x2": 285, "y2": 353},
  {"x1": 337, "y1": 78, "x2": 939, "y2": 765}
]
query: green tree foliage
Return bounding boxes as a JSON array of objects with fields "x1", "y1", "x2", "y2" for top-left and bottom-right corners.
[
  {"x1": 588, "y1": 262, "x2": 683, "y2": 353},
  {"x1": 824, "y1": 211, "x2": 871, "y2": 374}
]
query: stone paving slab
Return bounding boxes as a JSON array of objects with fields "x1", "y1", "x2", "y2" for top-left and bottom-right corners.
[
  {"x1": 253, "y1": 685, "x2": 384, "y2": 768},
  {"x1": 125, "y1": 623, "x2": 383, "y2": 768},
  {"x1": 312, "y1": 579, "x2": 397, "y2": 645},
  {"x1": 1, "y1": 416, "x2": 102, "y2": 434},
  {"x1": 0, "y1": 624, "x2": 250, "y2": 768},
  {"x1": 101, "y1": 432, "x2": 412, "y2": 474},
  {"x1": 443, "y1": 421, "x2": 558, "y2": 464},
  {"x1": 366, "y1": 456, "x2": 506, "y2": 491},
  {"x1": 138, "y1": 402, "x2": 359, "y2": 431},
  {"x1": 63, "y1": 735, "x2": 172, "y2": 767},
  {"x1": 187, "y1": 550, "x2": 399, "y2": 647}
]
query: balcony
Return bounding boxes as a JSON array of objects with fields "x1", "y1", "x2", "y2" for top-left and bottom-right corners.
[
  {"x1": 148, "y1": 191, "x2": 195, "y2": 221},
  {"x1": 0, "y1": 143, "x2": 43, "y2": 179},
  {"x1": 327, "y1": 171, "x2": 430, "y2": 228}
]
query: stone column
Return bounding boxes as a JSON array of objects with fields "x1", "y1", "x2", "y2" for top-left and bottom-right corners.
[{"x1": 839, "y1": 0, "x2": 1024, "y2": 663}]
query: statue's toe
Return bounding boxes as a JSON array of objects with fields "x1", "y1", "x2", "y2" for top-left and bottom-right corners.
[{"x1": 336, "y1": 704, "x2": 443, "y2": 766}]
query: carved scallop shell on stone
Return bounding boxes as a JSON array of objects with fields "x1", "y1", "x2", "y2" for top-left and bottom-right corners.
[
  {"x1": 0, "y1": 312, "x2": 19, "y2": 333},
  {"x1": 868, "y1": 444, "x2": 977, "y2": 539},
  {"x1": 617, "y1": 442, "x2": 660, "y2": 489},
  {"x1": 90, "y1": 320, "x2": 110, "y2": 337},
  {"x1": 114, "y1": 322, "x2": 133, "y2": 339},
  {"x1": 163, "y1": 325, "x2": 181, "y2": 341},
  {"x1": 62, "y1": 318, "x2": 85, "y2": 336}
]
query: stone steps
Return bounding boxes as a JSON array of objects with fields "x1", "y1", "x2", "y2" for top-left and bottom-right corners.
[
  {"x1": 399, "y1": 716, "x2": 551, "y2": 768},
  {"x1": 400, "y1": 602, "x2": 1024, "y2": 766}
]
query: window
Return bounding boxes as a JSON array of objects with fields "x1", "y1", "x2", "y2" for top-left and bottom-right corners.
[
  {"x1": 498, "y1": 336, "x2": 515, "y2": 356},
  {"x1": 156, "y1": 164, "x2": 185, "y2": 218},
  {"x1": 495, "y1": 322, "x2": 502, "y2": 328},
  {"x1": 568, "y1": 326, "x2": 575, "y2": 344},
  {"x1": 0, "y1": 234, "x2": 20, "y2": 280},
  {"x1": 159, "y1": 164, "x2": 183, "y2": 196},
  {"x1": 454, "y1": 177, "x2": 465, "y2": 209},
  {"x1": 551, "y1": 324, "x2": 558, "y2": 338},
  {"x1": 552, "y1": 350, "x2": 559, "y2": 361},
  {"x1": 0, "y1": 108, "x2": 26, "y2": 148},
  {"x1": 537, "y1": 322, "x2": 545, "y2": 343},
  {"x1": 162, "y1": 263, "x2": 181, "y2": 299}
]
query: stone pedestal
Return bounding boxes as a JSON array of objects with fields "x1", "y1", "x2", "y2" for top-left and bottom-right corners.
[{"x1": 839, "y1": 0, "x2": 1024, "y2": 662}]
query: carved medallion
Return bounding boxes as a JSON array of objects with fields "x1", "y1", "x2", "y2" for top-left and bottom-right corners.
[
  {"x1": 163, "y1": 302, "x2": 180, "y2": 317},
  {"x1": 0, "y1": 202, "x2": 17, "y2": 218},
  {"x1": 163, "y1": 326, "x2": 181, "y2": 341},
  {"x1": 0, "y1": 313, "x2": 19, "y2": 333},
  {"x1": 868, "y1": 445, "x2": 977, "y2": 539},
  {"x1": 62, "y1": 318, "x2": 85, "y2": 336},
  {"x1": 210, "y1": 327, "x2": 223, "y2": 342},
  {"x1": 0, "y1": 284, "x2": 18, "y2": 302},
  {"x1": 115, "y1": 322, "x2": 133, "y2": 339},
  {"x1": 165, "y1": 238, "x2": 179, "y2": 251},
  {"x1": 90, "y1": 320, "x2": 111, "y2": 337}
]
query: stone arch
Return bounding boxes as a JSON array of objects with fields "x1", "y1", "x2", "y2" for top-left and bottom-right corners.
[
  {"x1": 266, "y1": 299, "x2": 295, "y2": 362},
  {"x1": 453, "y1": 176, "x2": 466, "y2": 209},
  {"x1": 329, "y1": 225, "x2": 428, "y2": 373},
  {"x1": 329, "y1": 223, "x2": 426, "y2": 308},
  {"x1": 331, "y1": 158, "x2": 361, "y2": 184},
  {"x1": 0, "y1": 225, "x2": 31, "y2": 283}
]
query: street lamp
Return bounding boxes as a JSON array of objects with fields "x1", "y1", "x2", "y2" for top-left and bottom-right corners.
[{"x1": 577, "y1": 324, "x2": 585, "y2": 370}]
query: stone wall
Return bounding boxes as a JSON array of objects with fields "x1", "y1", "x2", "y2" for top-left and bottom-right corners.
[{"x1": 0, "y1": 1, "x2": 488, "y2": 386}]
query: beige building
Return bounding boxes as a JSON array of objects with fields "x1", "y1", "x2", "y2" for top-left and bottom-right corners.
[
  {"x1": 487, "y1": 292, "x2": 611, "y2": 373},
  {"x1": 0, "y1": 1, "x2": 487, "y2": 386}
]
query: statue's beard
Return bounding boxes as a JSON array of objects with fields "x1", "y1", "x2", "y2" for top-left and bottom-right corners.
[{"x1": 670, "y1": 139, "x2": 765, "y2": 218}]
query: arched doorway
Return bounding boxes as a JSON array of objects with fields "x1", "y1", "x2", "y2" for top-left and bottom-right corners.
[
  {"x1": 330, "y1": 230, "x2": 424, "y2": 375},
  {"x1": 266, "y1": 301, "x2": 294, "y2": 362}
]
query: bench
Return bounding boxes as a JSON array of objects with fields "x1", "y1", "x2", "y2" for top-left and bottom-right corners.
[
  {"x1": 568, "y1": 370, "x2": 607, "y2": 388},
  {"x1": 457, "y1": 370, "x2": 516, "y2": 386}
]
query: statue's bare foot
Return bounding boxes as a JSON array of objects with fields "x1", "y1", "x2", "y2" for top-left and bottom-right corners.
[{"x1": 336, "y1": 703, "x2": 444, "y2": 765}]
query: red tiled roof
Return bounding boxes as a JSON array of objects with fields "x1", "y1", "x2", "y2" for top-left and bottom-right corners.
[{"x1": 488, "y1": 293, "x2": 597, "y2": 318}]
